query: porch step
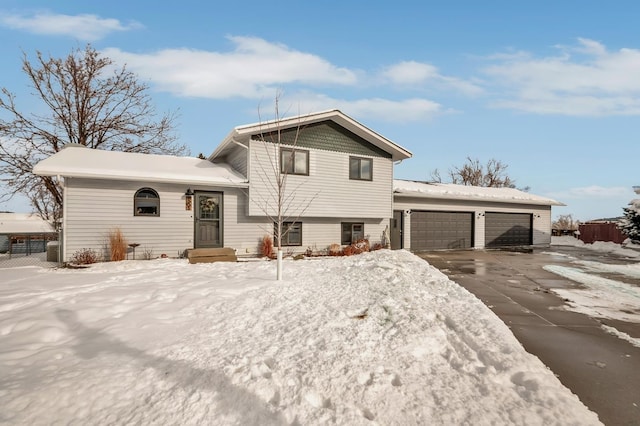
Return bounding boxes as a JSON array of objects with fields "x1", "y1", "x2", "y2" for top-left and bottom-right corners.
[{"x1": 187, "y1": 247, "x2": 237, "y2": 264}]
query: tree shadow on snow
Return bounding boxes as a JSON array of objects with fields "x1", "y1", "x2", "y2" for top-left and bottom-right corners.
[{"x1": 55, "y1": 309, "x2": 287, "y2": 425}]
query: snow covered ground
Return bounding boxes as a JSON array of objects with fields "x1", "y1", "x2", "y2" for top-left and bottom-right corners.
[
  {"x1": 0, "y1": 250, "x2": 600, "y2": 425},
  {"x1": 546, "y1": 237, "x2": 640, "y2": 346}
]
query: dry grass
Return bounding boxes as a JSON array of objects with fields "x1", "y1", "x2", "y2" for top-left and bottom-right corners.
[
  {"x1": 261, "y1": 235, "x2": 274, "y2": 258},
  {"x1": 108, "y1": 228, "x2": 127, "y2": 261}
]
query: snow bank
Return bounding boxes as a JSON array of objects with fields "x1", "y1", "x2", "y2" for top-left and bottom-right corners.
[
  {"x1": 552, "y1": 236, "x2": 640, "y2": 259},
  {"x1": 0, "y1": 250, "x2": 600, "y2": 425}
]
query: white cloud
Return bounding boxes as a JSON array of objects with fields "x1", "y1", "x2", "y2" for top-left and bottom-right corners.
[
  {"x1": 276, "y1": 92, "x2": 443, "y2": 123},
  {"x1": 102, "y1": 37, "x2": 445, "y2": 123},
  {"x1": 102, "y1": 36, "x2": 357, "y2": 99},
  {"x1": 484, "y1": 38, "x2": 640, "y2": 115},
  {"x1": 0, "y1": 12, "x2": 142, "y2": 41},
  {"x1": 382, "y1": 61, "x2": 483, "y2": 96}
]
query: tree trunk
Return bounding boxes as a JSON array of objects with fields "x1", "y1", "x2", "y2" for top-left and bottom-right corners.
[{"x1": 276, "y1": 249, "x2": 283, "y2": 281}]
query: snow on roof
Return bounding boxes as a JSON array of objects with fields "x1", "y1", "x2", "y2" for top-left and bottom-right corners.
[
  {"x1": 33, "y1": 146, "x2": 248, "y2": 187},
  {"x1": 0, "y1": 213, "x2": 54, "y2": 234},
  {"x1": 393, "y1": 179, "x2": 564, "y2": 206}
]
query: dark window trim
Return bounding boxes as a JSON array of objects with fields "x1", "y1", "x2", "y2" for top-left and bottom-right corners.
[
  {"x1": 134, "y1": 187, "x2": 160, "y2": 217},
  {"x1": 349, "y1": 156, "x2": 373, "y2": 181},
  {"x1": 341, "y1": 222, "x2": 365, "y2": 245},
  {"x1": 194, "y1": 191, "x2": 224, "y2": 248},
  {"x1": 275, "y1": 221, "x2": 303, "y2": 246},
  {"x1": 280, "y1": 147, "x2": 309, "y2": 176}
]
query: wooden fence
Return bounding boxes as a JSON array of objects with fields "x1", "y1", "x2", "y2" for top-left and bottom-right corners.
[{"x1": 578, "y1": 222, "x2": 626, "y2": 244}]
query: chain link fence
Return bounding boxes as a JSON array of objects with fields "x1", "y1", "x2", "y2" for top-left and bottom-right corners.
[{"x1": 0, "y1": 232, "x2": 61, "y2": 269}]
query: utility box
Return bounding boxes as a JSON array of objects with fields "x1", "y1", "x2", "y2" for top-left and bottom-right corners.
[{"x1": 47, "y1": 241, "x2": 59, "y2": 262}]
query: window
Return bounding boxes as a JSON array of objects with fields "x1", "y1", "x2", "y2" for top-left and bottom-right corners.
[
  {"x1": 349, "y1": 157, "x2": 372, "y2": 180},
  {"x1": 280, "y1": 148, "x2": 309, "y2": 175},
  {"x1": 134, "y1": 188, "x2": 160, "y2": 216},
  {"x1": 342, "y1": 222, "x2": 364, "y2": 245},
  {"x1": 275, "y1": 222, "x2": 302, "y2": 246}
]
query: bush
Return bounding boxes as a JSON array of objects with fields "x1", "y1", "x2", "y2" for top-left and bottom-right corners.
[
  {"x1": 371, "y1": 242, "x2": 385, "y2": 251},
  {"x1": 108, "y1": 228, "x2": 127, "y2": 261},
  {"x1": 342, "y1": 244, "x2": 355, "y2": 256},
  {"x1": 261, "y1": 235, "x2": 274, "y2": 258},
  {"x1": 353, "y1": 239, "x2": 370, "y2": 254},
  {"x1": 328, "y1": 243, "x2": 342, "y2": 256},
  {"x1": 70, "y1": 248, "x2": 99, "y2": 265}
]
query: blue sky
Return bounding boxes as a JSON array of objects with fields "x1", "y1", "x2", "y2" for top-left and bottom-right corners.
[{"x1": 1, "y1": 0, "x2": 638, "y2": 221}]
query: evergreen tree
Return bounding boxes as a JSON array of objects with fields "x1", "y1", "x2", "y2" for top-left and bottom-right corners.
[{"x1": 618, "y1": 198, "x2": 640, "y2": 243}]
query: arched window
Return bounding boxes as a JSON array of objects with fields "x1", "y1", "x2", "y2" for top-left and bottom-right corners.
[{"x1": 134, "y1": 188, "x2": 160, "y2": 216}]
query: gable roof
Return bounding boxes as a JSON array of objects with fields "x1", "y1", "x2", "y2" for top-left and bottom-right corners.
[
  {"x1": 393, "y1": 179, "x2": 565, "y2": 206},
  {"x1": 209, "y1": 109, "x2": 412, "y2": 162},
  {"x1": 33, "y1": 146, "x2": 248, "y2": 187},
  {"x1": 0, "y1": 213, "x2": 55, "y2": 234}
]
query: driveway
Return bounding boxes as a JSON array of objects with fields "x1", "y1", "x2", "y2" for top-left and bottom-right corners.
[{"x1": 419, "y1": 246, "x2": 640, "y2": 426}]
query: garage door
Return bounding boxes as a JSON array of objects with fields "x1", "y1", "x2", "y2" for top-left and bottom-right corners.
[
  {"x1": 485, "y1": 212, "x2": 532, "y2": 247},
  {"x1": 411, "y1": 211, "x2": 473, "y2": 250}
]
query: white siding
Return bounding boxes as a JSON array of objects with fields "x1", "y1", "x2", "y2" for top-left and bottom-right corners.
[
  {"x1": 247, "y1": 140, "x2": 393, "y2": 219},
  {"x1": 63, "y1": 178, "x2": 193, "y2": 261},
  {"x1": 61, "y1": 178, "x2": 390, "y2": 261},
  {"x1": 222, "y1": 144, "x2": 248, "y2": 176},
  {"x1": 393, "y1": 196, "x2": 552, "y2": 250}
]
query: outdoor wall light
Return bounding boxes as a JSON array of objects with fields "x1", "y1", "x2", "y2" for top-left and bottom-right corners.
[{"x1": 184, "y1": 188, "x2": 194, "y2": 211}]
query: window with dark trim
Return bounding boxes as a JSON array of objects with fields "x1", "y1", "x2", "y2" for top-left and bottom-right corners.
[
  {"x1": 275, "y1": 222, "x2": 302, "y2": 246},
  {"x1": 134, "y1": 188, "x2": 160, "y2": 216},
  {"x1": 341, "y1": 222, "x2": 364, "y2": 245},
  {"x1": 280, "y1": 148, "x2": 309, "y2": 175},
  {"x1": 349, "y1": 157, "x2": 372, "y2": 180}
]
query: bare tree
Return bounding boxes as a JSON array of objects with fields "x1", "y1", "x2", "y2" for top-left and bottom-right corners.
[
  {"x1": 0, "y1": 45, "x2": 187, "y2": 222},
  {"x1": 431, "y1": 157, "x2": 526, "y2": 189},
  {"x1": 249, "y1": 97, "x2": 317, "y2": 280},
  {"x1": 552, "y1": 214, "x2": 580, "y2": 231}
]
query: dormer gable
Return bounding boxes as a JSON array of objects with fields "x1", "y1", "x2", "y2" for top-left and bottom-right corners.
[{"x1": 209, "y1": 109, "x2": 412, "y2": 162}]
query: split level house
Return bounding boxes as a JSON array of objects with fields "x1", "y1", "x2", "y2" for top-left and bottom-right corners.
[{"x1": 33, "y1": 110, "x2": 563, "y2": 262}]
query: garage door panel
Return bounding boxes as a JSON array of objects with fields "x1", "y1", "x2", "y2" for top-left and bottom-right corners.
[
  {"x1": 485, "y1": 212, "x2": 532, "y2": 247},
  {"x1": 411, "y1": 211, "x2": 473, "y2": 251}
]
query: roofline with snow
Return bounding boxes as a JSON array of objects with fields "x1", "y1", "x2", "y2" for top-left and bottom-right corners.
[{"x1": 393, "y1": 180, "x2": 565, "y2": 207}]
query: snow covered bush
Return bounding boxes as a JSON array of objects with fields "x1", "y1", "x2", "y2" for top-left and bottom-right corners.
[
  {"x1": 618, "y1": 197, "x2": 640, "y2": 243},
  {"x1": 328, "y1": 243, "x2": 342, "y2": 256}
]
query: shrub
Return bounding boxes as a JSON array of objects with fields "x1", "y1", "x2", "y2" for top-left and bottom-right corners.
[
  {"x1": 70, "y1": 248, "x2": 99, "y2": 265},
  {"x1": 342, "y1": 245, "x2": 355, "y2": 256},
  {"x1": 142, "y1": 246, "x2": 154, "y2": 260},
  {"x1": 372, "y1": 242, "x2": 385, "y2": 251},
  {"x1": 328, "y1": 243, "x2": 342, "y2": 256},
  {"x1": 261, "y1": 235, "x2": 274, "y2": 258},
  {"x1": 108, "y1": 228, "x2": 127, "y2": 261},
  {"x1": 353, "y1": 239, "x2": 370, "y2": 254}
]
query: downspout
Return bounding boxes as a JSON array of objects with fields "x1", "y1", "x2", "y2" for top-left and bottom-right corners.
[{"x1": 60, "y1": 174, "x2": 67, "y2": 263}]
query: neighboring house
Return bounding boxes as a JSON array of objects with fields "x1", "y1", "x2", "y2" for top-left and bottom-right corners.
[
  {"x1": 33, "y1": 109, "x2": 562, "y2": 262},
  {"x1": 0, "y1": 212, "x2": 56, "y2": 254}
]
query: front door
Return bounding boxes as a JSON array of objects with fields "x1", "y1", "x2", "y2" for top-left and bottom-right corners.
[
  {"x1": 195, "y1": 192, "x2": 222, "y2": 248},
  {"x1": 390, "y1": 210, "x2": 403, "y2": 249}
]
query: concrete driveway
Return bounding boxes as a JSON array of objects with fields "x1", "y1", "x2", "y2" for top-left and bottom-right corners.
[{"x1": 419, "y1": 246, "x2": 640, "y2": 426}]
